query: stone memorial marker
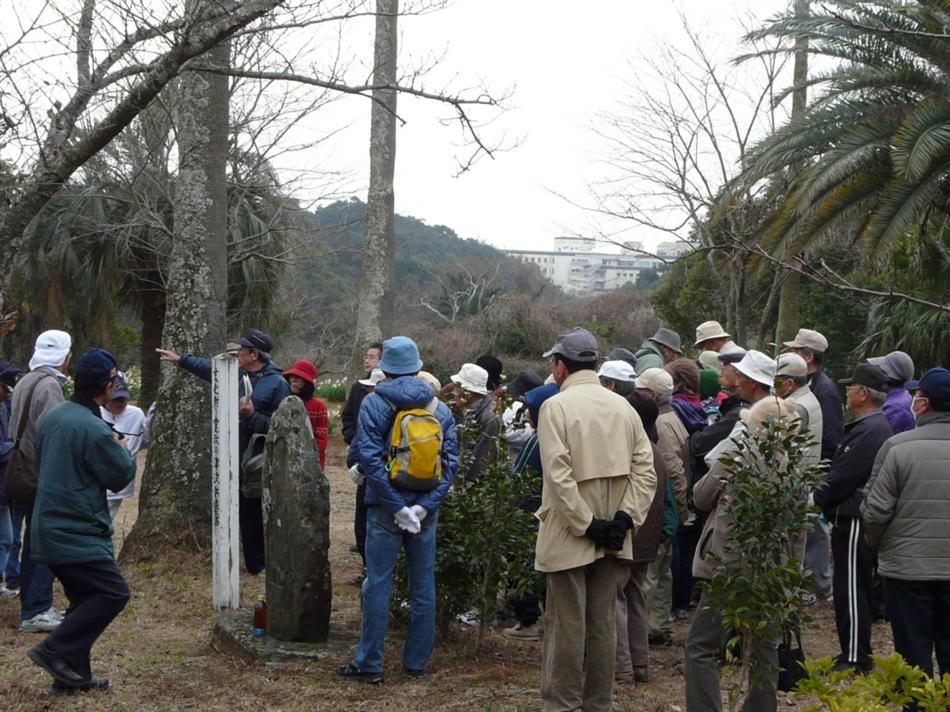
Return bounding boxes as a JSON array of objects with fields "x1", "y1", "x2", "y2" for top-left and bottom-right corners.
[{"x1": 261, "y1": 396, "x2": 331, "y2": 642}]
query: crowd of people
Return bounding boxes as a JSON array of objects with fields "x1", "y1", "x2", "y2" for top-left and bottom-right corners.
[
  {"x1": 335, "y1": 323, "x2": 949, "y2": 712},
  {"x1": 1, "y1": 320, "x2": 947, "y2": 709}
]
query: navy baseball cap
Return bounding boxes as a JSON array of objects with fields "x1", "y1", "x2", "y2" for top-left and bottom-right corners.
[
  {"x1": 239, "y1": 328, "x2": 275, "y2": 354},
  {"x1": 906, "y1": 367, "x2": 950, "y2": 405}
]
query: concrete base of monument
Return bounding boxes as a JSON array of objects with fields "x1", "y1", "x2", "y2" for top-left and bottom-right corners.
[{"x1": 211, "y1": 610, "x2": 358, "y2": 664}]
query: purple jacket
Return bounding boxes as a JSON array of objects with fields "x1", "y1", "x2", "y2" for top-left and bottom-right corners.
[{"x1": 882, "y1": 387, "x2": 915, "y2": 435}]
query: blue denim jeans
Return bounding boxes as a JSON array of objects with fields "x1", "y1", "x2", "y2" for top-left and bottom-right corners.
[
  {"x1": 5, "y1": 504, "x2": 24, "y2": 586},
  {"x1": 354, "y1": 505, "x2": 438, "y2": 674},
  {"x1": 20, "y1": 504, "x2": 55, "y2": 620},
  {"x1": 0, "y1": 505, "x2": 12, "y2": 581}
]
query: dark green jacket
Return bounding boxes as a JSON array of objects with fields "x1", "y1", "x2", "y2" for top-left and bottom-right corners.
[{"x1": 31, "y1": 401, "x2": 135, "y2": 565}]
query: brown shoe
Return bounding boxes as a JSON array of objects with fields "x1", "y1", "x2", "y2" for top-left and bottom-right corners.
[
  {"x1": 615, "y1": 670, "x2": 636, "y2": 684},
  {"x1": 634, "y1": 666, "x2": 649, "y2": 683},
  {"x1": 503, "y1": 621, "x2": 543, "y2": 641}
]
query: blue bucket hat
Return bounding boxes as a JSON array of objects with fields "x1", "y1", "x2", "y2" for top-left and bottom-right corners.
[{"x1": 378, "y1": 336, "x2": 423, "y2": 376}]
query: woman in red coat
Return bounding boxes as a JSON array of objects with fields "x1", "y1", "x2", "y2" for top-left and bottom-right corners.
[{"x1": 283, "y1": 360, "x2": 329, "y2": 468}]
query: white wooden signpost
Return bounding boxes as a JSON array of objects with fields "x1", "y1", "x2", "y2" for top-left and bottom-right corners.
[{"x1": 211, "y1": 352, "x2": 240, "y2": 610}]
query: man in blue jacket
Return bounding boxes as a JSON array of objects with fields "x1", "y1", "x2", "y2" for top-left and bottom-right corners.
[
  {"x1": 338, "y1": 336, "x2": 459, "y2": 685},
  {"x1": 0, "y1": 361, "x2": 22, "y2": 599},
  {"x1": 156, "y1": 328, "x2": 289, "y2": 575},
  {"x1": 27, "y1": 349, "x2": 135, "y2": 692}
]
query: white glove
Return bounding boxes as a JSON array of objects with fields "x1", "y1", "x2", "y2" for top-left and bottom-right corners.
[
  {"x1": 349, "y1": 464, "x2": 365, "y2": 485},
  {"x1": 410, "y1": 505, "x2": 427, "y2": 523},
  {"x1": 394, "y1": 506, "x2": 421, "y2": 534}
]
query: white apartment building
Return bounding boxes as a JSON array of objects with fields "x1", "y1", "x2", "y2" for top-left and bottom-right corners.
[{"x1": 507, "y1": 236, "x2": 685, "y2": 295}]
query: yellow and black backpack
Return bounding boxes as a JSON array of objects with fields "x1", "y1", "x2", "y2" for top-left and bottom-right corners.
[{"x1": 383, "y1": 397, "x2": 443, "y2": 491}]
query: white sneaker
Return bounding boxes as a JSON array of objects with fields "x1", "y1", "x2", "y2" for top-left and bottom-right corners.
[
  {"x1": 47, "y1": 607, "x2": 65, "y2": 621},
  {"x1": 0, "y1": 585, "x2": 17, "y2": 599},
  {"x1": 456, "y1": 609, "x2": 480, "y2": 626},
  {"x1": 19, "y1": 610, "x2": 61, "y2": 633}
]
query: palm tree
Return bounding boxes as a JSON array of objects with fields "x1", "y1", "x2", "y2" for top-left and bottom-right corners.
[{"x1": 742, "y1": 0, "x2": 950, "y2": 260}]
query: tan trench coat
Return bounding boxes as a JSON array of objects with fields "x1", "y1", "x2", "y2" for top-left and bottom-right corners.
[{"x1": 534, "y1": 370, "x2": 657, "y2": 573}]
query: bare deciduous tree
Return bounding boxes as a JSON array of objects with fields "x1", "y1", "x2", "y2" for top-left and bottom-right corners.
[{"x1": 586, "y1": 16, "x2": 788, "y2": 345}]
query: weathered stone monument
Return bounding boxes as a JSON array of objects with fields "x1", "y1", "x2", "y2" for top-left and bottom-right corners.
[{"x1": 261, "y1": 396, "x2": 332, "y2": 642}]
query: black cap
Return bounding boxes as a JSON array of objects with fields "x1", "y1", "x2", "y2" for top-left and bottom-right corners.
[
  {"x1": 717, "y1": 350, "x2": 746, "y2": 365},
  {"x1": 239, "y1": 328, "x2": 275, "y2": 354},
  {"x1": 839, "y1": 363, "x2": 889, "y2": 391},
  {"x1": 508, "y1": 371, "x2": 544, "y2": 399},
  {"x1": 0, "y1": 361, "x2": 22, "y2": 389}
]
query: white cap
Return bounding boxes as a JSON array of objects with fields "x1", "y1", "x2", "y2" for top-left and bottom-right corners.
[
  {"x1": 735, "y1": 350, "x2": 777, "y2": 388},
  {"x1": 358, "y1": 368, "x2": 386, "y2": 387},
  {"x1": 782, "y1": 328, "x2": 829, "y2": 353},
  {"x1": 694, "y1": 320, "x2": 730, "y2": 347},
  {"x1": 776, "y1": 353, "x2": 808, "y2": 379},
  {"x1": 597, "y1": 360, "x2": 635, "y2": 382},
  {"x1": 450, "y1": 363, "x2": 489, "y2": 395},
  {"x1": 634, "y1": 367, "x2": 674, "y2": 397},
  {"x1": 29, "y1": 330, "x2": 72, "y2": 371}
]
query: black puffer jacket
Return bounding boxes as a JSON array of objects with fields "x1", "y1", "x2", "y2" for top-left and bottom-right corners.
[{"x1": 690, "y1": 394, "x2": 747, "y2": 479}]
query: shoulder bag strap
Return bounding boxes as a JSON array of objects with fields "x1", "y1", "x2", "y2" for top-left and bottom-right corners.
[{"x1": 12, "y1": 373, "x2": 53, "y2": 448}]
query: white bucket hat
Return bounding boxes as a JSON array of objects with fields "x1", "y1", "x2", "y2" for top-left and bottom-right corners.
[
  {"x1": 597, "y1": 360, "x2": 635, "y2": 382},
  {"x1": 450, "y1": 363, "x2": 489, "y2": 395},
  {"x1": 735, "y1": 350, "x2": 777, "y2": 388},
  {"x1": 694, "y1": 320, "x2": 730, "y2": 347}
]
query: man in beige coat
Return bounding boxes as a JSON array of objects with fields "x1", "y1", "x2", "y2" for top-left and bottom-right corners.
[{"x1": 536, "y1": 328, "x2": 656, "y2": 712}]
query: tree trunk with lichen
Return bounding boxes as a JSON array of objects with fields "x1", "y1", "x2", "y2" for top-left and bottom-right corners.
[
  {"x1": 123, "y1": 27, "x2": 230, "y2": 559},
  {"x1": 350, "y1": 0, "x2": 398, "y2": 375}
]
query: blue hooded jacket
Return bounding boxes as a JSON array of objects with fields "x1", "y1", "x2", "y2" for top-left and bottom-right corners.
[
  {"x1": 355, "y1": 376, "x2": 459, "y2": 515},
  {"x1": 179, "y1": 354, "x2": 290, "y2": 453}
]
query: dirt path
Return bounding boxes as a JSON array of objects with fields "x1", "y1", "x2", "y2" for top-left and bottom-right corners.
[{"x1": 0, "y1": 434, "x2": 895, "y2": 710}]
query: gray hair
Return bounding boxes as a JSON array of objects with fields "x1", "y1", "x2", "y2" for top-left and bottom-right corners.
[
  {"x1": 867, "y1": 387, "x2": 887, "y2": 407},
  {"x1": 791, "y1": 375, "x2": 808, "y2": 387},
  {"x1": 657, "y1": 394, "x2": 672, "y2": 406}
]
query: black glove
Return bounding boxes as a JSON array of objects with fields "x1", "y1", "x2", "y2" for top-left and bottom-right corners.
[
  {"x1": 613, "y1": 511, "x2": 634, "y2": 533},
  {"x1": 600, "y1": 511, "x2": 634, "y2": 551},
  {"x1": 586, "y1": 518, "x2": 626, "y2": 551},
  {"x1": 585, "y1": 518, "x2": 615, "y2": 546}
]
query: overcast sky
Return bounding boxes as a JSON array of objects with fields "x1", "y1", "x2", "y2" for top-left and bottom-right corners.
[{"x1": 290, "y1": 0, "x2": 793, "y2": 253}]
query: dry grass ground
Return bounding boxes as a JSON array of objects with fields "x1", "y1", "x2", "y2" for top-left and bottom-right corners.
[{"x1": 0, "y1": 433, "x2": 896, "y2": 711}]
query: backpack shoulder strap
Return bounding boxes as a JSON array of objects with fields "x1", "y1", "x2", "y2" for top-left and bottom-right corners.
[
  {"x1": 13, "y1": 373, "x2": 53, "y2": 447},
  {"x1": 423, "y1": 397, "x2": 439, "y2": 415}
]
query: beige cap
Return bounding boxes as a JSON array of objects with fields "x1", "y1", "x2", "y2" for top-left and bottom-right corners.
[
  {"x1": 782, "y1": 328, "x2": 829, "y2": 353},
  {"x1": 694, "y1": 320, "x2": 730, "y2": 347},
  {"x1": 698, "y1": 350, "x2": 722, "y2": 372},
  {"x1": 634, "y1": 367, "x2": 674, "y2": 397},
  {"x1": 776, "y1": 353, "x2": 808, "y2": 379},
  {"x1": 417, "y1": 370, "x2": 441, "y2": 394}
]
